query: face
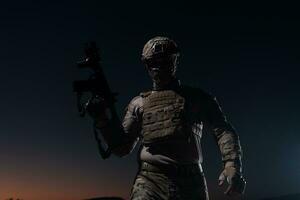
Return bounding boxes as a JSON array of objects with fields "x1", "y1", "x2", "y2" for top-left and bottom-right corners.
[{"x1": 145, "y1": 55, "x2": 177, "y2": 86}]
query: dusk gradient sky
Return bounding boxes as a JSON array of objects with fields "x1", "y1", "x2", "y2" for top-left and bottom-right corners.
[{"x1": 0, "y1": 1, "x2": 299, "y2": 200}]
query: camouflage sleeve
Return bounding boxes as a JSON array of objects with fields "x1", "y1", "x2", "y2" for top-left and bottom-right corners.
[
  {"x1": 204, "y1": 95, "x2": 243, "y2": 168},
  {"x1": 96, "y1": 96, "x2": 143, "y2": 157}
]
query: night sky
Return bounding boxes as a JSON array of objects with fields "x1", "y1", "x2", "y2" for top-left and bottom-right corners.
[{"x1": 0, "y1": 1, "x2": 299, "y2": 200}]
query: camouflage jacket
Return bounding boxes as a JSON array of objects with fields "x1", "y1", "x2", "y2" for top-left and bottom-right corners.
[{"x1": 96, "y1": 81, "x2": 242, "y2": 168}]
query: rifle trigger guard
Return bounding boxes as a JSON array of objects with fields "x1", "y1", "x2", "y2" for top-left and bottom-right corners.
[{"x1": 77, "y1": 92, "x2": 86, "y2": 117}]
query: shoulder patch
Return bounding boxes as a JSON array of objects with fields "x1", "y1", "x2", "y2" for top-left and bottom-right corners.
[{"x1": 124, "y1": 95, "x2": 143, "y2": 114}]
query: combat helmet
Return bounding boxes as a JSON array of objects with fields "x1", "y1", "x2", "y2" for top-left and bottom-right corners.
[{"x1": 141, "y1": 36, "x2": 180, "y2": 61}]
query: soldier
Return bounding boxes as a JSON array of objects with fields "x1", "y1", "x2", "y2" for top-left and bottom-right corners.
[{"x1": 87, "y1": 36, "x2": 246, "y2": 200}]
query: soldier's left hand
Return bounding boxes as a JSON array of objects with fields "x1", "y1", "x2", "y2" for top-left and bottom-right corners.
[{"x1": 218, "y1": 164, "x2": 246, "y2": 196}]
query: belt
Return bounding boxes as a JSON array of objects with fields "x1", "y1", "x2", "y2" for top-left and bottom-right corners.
[{"x1": 140, "y1": 162, "x2": 203, "y2": 176}]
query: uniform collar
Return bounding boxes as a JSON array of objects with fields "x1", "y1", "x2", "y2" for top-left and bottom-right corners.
[{"x1": 153, "y1": 78, "x2": 181, "y2": 91}]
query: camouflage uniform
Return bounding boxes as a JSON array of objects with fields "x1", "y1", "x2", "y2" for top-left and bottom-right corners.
[{"x1": 92, "y1": 37, "x2": 245, "y2": 200}]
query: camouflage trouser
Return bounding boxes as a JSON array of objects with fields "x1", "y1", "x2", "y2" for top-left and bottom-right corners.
[{"x1": 130, "y1": 163, "x2": 209, "y2": 200}]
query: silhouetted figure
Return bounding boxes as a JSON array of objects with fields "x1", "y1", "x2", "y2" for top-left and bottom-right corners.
[
  {"x1": 87, "y1": 36, "x2": 246, "y2": 199},
  {"x1": 6, "y1": 198, "x2": 23, "y2": 200}
]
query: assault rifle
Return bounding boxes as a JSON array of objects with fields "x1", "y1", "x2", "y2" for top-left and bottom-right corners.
[{"x1": 73, "y1": 42, "x2": 118, "y2": 159}]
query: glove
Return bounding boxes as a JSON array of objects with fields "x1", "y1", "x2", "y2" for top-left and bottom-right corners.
[
  {"x1": 218, "y1": 161, "x2": 246, "y2": 196},
  {"x1": 85, "y1": 96, "x2": 109, "y2": 128}
]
